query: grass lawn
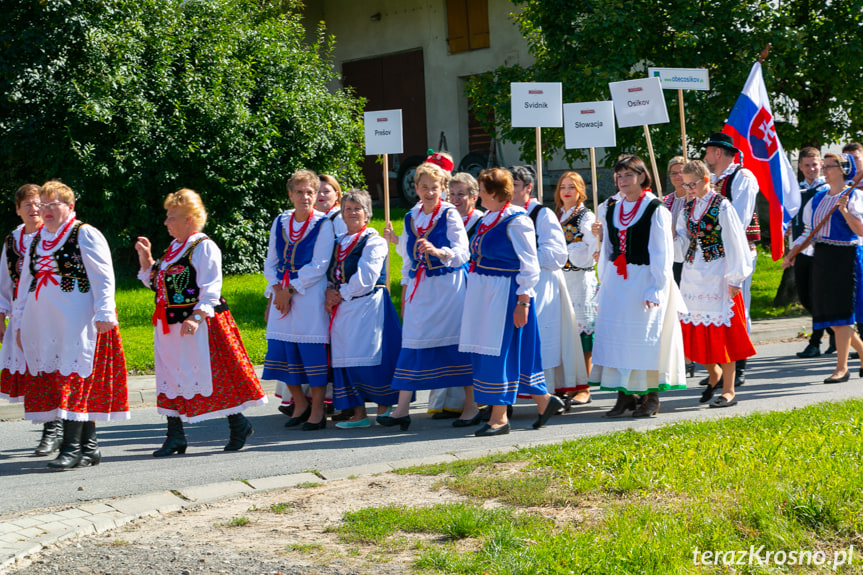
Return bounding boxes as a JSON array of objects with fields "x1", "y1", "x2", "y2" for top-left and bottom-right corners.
[
  {"x1": 116, "y1": 209, "x2": 799, "y2": 371},
  {"x1": 335, "y1": 400, "x2": 863, "y2": 574}
]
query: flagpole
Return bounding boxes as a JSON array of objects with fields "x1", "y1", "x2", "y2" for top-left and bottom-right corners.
[
  {"x1": 382, "y1": 153, "x2": 391, "y2": 287},
  {"x1": 678, "y1": 89, "x2": 687, "y2": 160},
  {"x1": 589, "y1": 147, "x2": 599, "y2": 211},
  {"x1": 535, "y1": 127, "x2": 543, "y2": 201}
]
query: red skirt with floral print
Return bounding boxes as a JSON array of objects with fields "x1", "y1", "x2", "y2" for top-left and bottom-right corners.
[
  {"x1": 157, "y1": 310, "x2": 266, "y2": 423},
  {"x1": 23, "y1": 326, "x2": 129, "y2": 422},
  {"x1": 0, "y1": 368, "x2": 37, "y2": 402}
]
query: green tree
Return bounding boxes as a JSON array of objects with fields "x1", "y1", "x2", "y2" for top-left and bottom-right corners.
[
  {"x1": 467, "y1": 0, "x2": 863, "y2": 167},
  {"x1": 0, "y1": 0, "x2": 364, "y2": 273}
]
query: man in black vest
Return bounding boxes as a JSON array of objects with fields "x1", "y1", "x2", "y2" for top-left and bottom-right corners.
[{"x1": 702, "y1": 132, "x2": 759, "y2": 386}]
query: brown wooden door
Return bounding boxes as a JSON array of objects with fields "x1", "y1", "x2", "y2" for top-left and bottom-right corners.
[{"x1": 342, "y1": 49, "x2": 428, "y2": 202}]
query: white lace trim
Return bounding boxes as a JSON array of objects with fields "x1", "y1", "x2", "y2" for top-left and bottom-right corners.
[
  {"x1": 24, "y1": 409, "x2": 131, "y2": 423},
  {"x1": 157, "y1": 396, "x2": 268, "y2": 423},
  {"x1": 679, "y1": 292, "x2": 735, "y2": 327}
]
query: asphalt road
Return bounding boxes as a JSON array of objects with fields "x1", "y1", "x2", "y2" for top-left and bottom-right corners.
[{"x1": 1, "y1": 340, "x2": 860, "y2": 517}]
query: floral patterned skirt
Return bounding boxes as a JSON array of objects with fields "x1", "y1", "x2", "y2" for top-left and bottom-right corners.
[
  {"x1": 0, "y1": 368, "x2": 36, "y2": 402},
  {"x1": 158, "y1": 310, "x2": 267, "y2": 423},
  {"x1": 23, "y1": 326, "x2": 129, "y2": 422}
]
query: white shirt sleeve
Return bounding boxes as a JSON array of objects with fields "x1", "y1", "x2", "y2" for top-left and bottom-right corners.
[
  {"x1": 190, "y1": 239, "x2": 222, "y2": 316},
  {"x1": 673, "y1": 202, "x2": 691, "y2": 261},
  {"x1": 848, "y1": 188, "x2": 863, "y2": 229},
  {"x1": 567, "y1": 210, "x2": 598, "y2": 268},
  {"x1": 339, "y1": 234, "x2": 388, "y2": 301},
  {"x1": 644, "y1": 205, "x2": 673, "y2": 306},
  {"x1": 399, "y1": 218, "x2": 411, "y2": 287},
  {"x1": 508, "y1": 214, "x2": 540, "y2": 297},
  {"x1": 263, "y1": 214, "x2": 283, "y2": 297},
  {"x1": 440, "y1": 207, "x2": 470, "y2": 267},
  {"x1": 78, "y1": 225, "x2": 118, "y2": 325},
  {"x1": 595, "y1": 201, "x2": 609, "y2": 281},
  {"x1": 0, "y1": 238, "x2": 13, "y2": 315},
  {"x1": 790, "y1": 198, "x2": 815, "y2": 250},
  {"x1": 535, "y1": 207, "x2": 568, "y2": 271},
  {"x1": 292, "y1": 218, "x2": 335, "y2": 296},
  {"x1": 719, "y1": 202, "x2": 753, "y2": 287},
  {"x1": 730, "y1": 168, "x2": 759, "y2": 232}
]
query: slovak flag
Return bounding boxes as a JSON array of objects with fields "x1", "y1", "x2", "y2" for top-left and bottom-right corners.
[{"x1": 722, "y1": 61, "x2": 800, "y2": 260}]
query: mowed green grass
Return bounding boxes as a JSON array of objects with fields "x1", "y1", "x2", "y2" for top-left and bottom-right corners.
[
  {"x1": 117, "y1": 208, "x2": 408, "y2": 372},
  {"x1": 335, "y1": 400, "x2": 863, "y2": 574},
  {"x1": 117, "y1": 210, "x2": 794, "y2": 371}
]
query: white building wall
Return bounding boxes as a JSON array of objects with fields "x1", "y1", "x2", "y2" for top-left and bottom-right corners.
[{"x1": 304, "y1": 0, "x2": 572, "y2": 174}]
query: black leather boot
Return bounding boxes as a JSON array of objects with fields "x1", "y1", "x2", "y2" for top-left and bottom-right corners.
[
  {"x1": 606, "y1": 392, "x2": 637, "y2": 418},
  {"x1": 34, "y1": 420, "x2": 63, "y2": 456},
  {"x1": 632, "y1": 392, "x2": 660, "y2": 417},
  {"x1": 47, "y1": 420, "x2": 84, "y2": 470},
  {"x1": 735, "y1": 359, "x2": 746, "y2": 387},
  {"x1": 78, "y1": 421, "x2": 101, "y2": 467},
  {"x1": 225, "y1": 413, "x2": 253, "y2": 451},
  {"x1": 153, "y1": 416, "x2": 187, "y2": 457}
]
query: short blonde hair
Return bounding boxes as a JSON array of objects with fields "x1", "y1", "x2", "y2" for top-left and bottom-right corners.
[
  {"x1": 682, "y1": 160, "x2": 710, "y2": 180},
  {"x1": 40, "y1": 180, "x2": 75, "y2": 205},
  {"x1": 164, "y1": 188, "x2": 208, "y2": 231},
  {"x1": 287, "y1": 169, "x2": 320, "y2": 193},
  {"x1": 414, "y1": 162, "x2": 451, "y2": 192}
]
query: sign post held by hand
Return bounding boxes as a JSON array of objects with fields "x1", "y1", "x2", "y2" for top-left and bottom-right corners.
[
  {"x1": 648, "y1": 67, "x2": 710, "y2": 161},
  {"x1": 609, "y1": 77, "x2": 669, "y2": 196},
  {"x1": 563, "y1": 101, "x2": 616, "y2": 210},
  {"x1": 364, "y1": 109, "x2": 404, "y2": 286},
  {"x1": 511, "y1": 82, "x2": 563, "y2": 201}
]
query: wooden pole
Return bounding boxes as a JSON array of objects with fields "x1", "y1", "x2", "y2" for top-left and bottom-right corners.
[
  {"x1": 535, "y1": 127, "x2": 543, "y2": 201},
  {"x1": 589, "y1": 147, "x2": 599, "y2": 210},
  {"x1": 382, "y1": 153, "x2": 391, "y2": 287},
  {"x1": 678, "y1": 89, "x2": 687, "y2": 161},
  {"x1": 643, "y1": 125, "x2": 662, "y2": 197}
]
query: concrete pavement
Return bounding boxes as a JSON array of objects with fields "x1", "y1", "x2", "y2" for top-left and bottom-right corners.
[{"x1": 0, "y1": 317, "x2": 835, "y2": 571}]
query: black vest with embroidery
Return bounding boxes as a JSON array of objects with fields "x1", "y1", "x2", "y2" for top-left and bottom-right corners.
[
  {"x1": 148, "y1": 236, "x2": 228, "y2": 324},
  {"x1": 684, "y1": 194, "x2": 726, "y2": 263},
  {"x1": 466, "y1": 217, "x2": 481, "y2": 240},
  {"x1": 561, "y1": 206, "x2": 590, "y2": 271},
  {"x1": 717, "y1": 167, "x2": 761, "y2": 243},
  {"x1": 4, "y1": 233, "x2": 23, "y2": 296},
  {"x1": 606, "y1": 197, "x2": 661, "y2": 266},
  {"x1": 326, "y1": 233, "x2": 386, "y2": 290},
  {"x1": 28, "y1": 222, "x2": 90, "y2": 294},
  {"x1": 528, "y1": 203, "x2": 552, "y2": 247}
]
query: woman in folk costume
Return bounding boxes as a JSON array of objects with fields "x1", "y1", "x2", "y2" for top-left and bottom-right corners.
[
  {"x1": 508, "y1": 165, "x2": 586, "y2": 408},
  {"x1": 325, "y1": 190, "x2": 400, "y2": 428},
  {"x1": 262, "y1": 170, "x2": 334, "y2": 431},
  {"x1": 554, "y1": 171, "x2": 598, "y2": 406},
  {"x1": 135, "y1": 189, "x2": 267, "y2": 455},
  {"x1": 425, "y1": 171, "x2": 483, "y2": 419},
  {"x1": 675, "y1": 161, "x2": 755, "y2": 408},
  {"x1": 785, "y1": 153, "x2": 863, "y2": 383},
  {"x1": 317, "y1": 174, "x2": 348, "y2": 237},
  {"x1": 13, "y1": 180, "x2": 128, "y2": 470},
  {"x1": 589, "y1": 155, "x2": 686, "y2": 418},
  {"x1": 0, "y1": 184, "x2": 61, "y2": 456},
  {"x1": 379, "y1": 153, "x2": 476, "y2": 431},
  {"x1": 459, "y1": 168, "x2": 564, "y2": 436}
]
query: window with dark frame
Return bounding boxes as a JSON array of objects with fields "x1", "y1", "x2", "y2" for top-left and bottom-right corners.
[{"x1": 446, "y1": 0, "x2": 490, "y2": 54}]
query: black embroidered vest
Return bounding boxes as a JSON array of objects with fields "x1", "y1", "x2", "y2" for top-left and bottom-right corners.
[
  {"x1": 606, "y1": 197, "x2": 661, "y2": 266},
  {"x1": 28, "y1": 222, "x2": 90, "y2": 294},
  {"x1": 149, "y1": 236, "x2": 227, "y2": 324},
  {"x1": 4, "y1": 233, "x2": 23, "y2": 296},
  {"x1": 684, "y1": 194, "x2": 726, "y2": 264},
  {"x1": 327, "y1": 233, "x2": 386, "y2": 291},
  {"x1": 528, "y1": 203, "x2": 551, "y2": 247},
  {"x1": 717, "y1": 167, "x2": 761, "y2": 243},
  {"x1": 561, "y1": 206, "x2": 590, "y2": 271}
]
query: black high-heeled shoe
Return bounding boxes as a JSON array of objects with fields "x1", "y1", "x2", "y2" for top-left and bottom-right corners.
[
  {"x1": 699, "y1": 383, "x2": 719, "y2": 403},
  {"x1": 377, "y1": 415, "x2": 411, "y2": 431},
  {"x1": 284, "y1": 405, "x2": 311, "y2": 428}
]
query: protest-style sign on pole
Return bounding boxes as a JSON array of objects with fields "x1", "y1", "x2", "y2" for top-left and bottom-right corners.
[
  {"x1": 648, "y1": 67, "x2": 710, "y2": 161},
  {"x1": 511, "y1": 82, "x2": 563, "y2": 201},
  {"x1": 608, "y1": 77, "x2": 669, "y2": 196},
  {"x1": 364, "y1": 109, "x2": 403, "y2": 286},
  {"x1": 563, "y1": 101, "x2": 616, "y2": 210}
]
